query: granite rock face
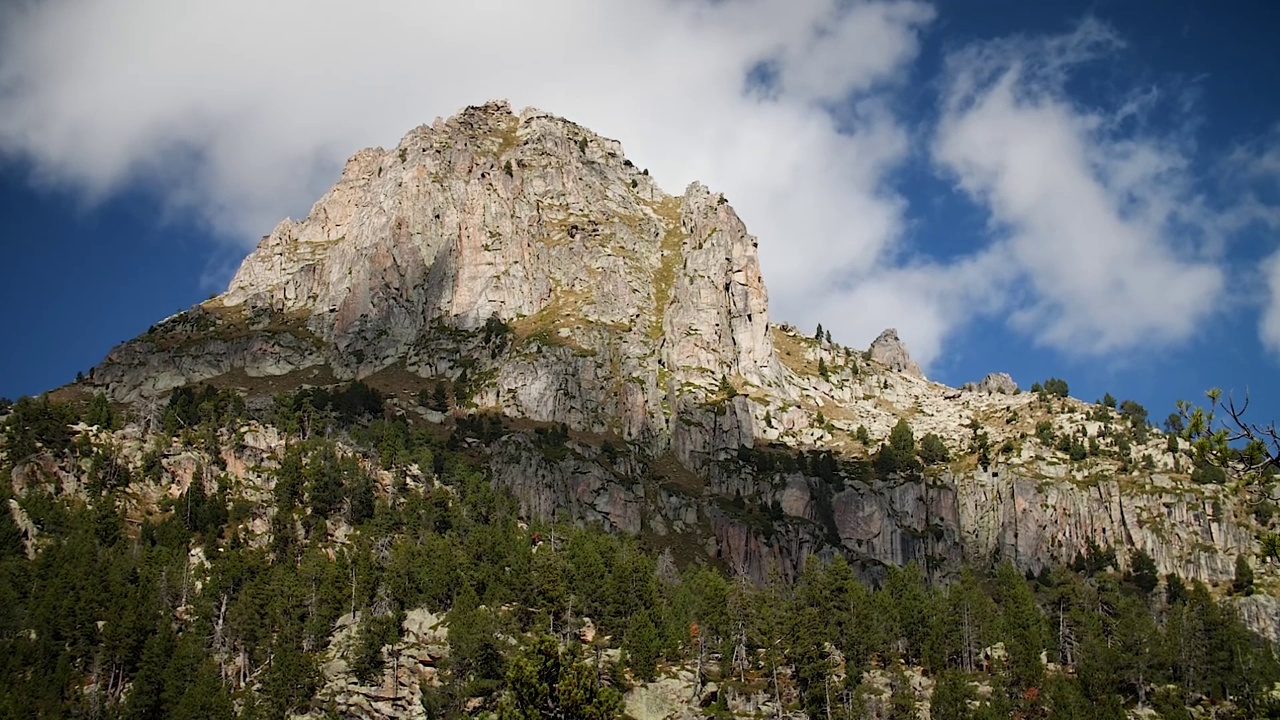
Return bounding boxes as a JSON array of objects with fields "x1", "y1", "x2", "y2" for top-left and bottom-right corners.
[
  {"x1": 86, "y1": 101, "x2": 1276, "y2": 636},
  {"x1": 95, "y1": 101, "x2": 777, "y2": 460},
  {"x1": 867, "y1": 328, "x2": 923, "y2": 379}
]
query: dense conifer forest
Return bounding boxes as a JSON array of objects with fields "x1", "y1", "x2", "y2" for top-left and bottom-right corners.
[{"x1": 1, "y1": 386, "x2": 1277, "y2": 719}]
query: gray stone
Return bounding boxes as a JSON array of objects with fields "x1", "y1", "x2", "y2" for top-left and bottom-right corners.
[
  {"x1": 868, "y1": 328, "x2": 923, "y2": 378},
  {"x1": 962, "y1": 372, "x2": 1018, "y2": 395}
]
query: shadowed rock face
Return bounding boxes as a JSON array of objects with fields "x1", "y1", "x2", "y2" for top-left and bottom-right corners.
[{"x1": 87, "y1": 101, "x2": 1276, "y2": 639}]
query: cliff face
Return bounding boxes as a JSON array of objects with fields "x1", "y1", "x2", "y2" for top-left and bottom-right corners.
[
  {"x1": 86, "y1": 101, "x2": 1276, "y2": 633},
  {"x1": 94, "y1": 101, "x2": 779, "y2": 457}
]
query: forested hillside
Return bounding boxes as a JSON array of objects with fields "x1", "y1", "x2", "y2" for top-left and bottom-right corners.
[{"x1": 2, "y1": 386, "x2": 1276, "y2": 719}]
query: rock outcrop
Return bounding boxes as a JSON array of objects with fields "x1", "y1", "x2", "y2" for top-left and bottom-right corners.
[
  {"x1": 867, "y1": 328, "x2": 923, "y2": 379},
  {"x1": 305, "y1": 609, "x2": 449, "y2": 720},
  {"x1": 963, "y1": 372, "x2": 1017, "y2": 395}
]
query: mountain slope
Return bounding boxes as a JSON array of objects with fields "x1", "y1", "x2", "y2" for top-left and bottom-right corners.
[{"x1": 83, "y1": 101, "x2": 1276, "y2": 629}]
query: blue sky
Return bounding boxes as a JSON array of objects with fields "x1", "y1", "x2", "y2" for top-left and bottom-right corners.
[{"x1": 0, "y1": 0, "x2": 1278, "y2": 429}]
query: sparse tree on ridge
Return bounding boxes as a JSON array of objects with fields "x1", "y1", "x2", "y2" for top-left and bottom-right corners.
[{"x1": 1177, "y1": 388, "x2": 1280, "y2": 505}]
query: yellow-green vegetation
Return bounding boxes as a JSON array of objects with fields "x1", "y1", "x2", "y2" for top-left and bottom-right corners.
[
  {"x1": 275, "y1": 234, "x2": 343, "y2": 262},
  {"x1": 770, "y1": 326, "x2": 821, "y2": 376},
  {"x1": 647, "y1": 197, "x2": 686, "y2": 340},
  {"x1": 202, "y1": 364, "x2": 340, "y2": 398},
  {"x1": 535, "y1": 209, "x2": 584, "y2": 249},
  {"x1": 657, "y1": 364, "x2": 673, "y2": 416},
  {"x1": 509, "y1": 290, "x2": 594, "y2": 356},
  {"x1": 145, "y1": 302, "x2": 321, "y2": 353},
  {"x1": 491, "y1": 116, "x2": 522, "y2": 159},
  {"x1": 649, "y1": 450, "x2": 705, "y2": 496}
]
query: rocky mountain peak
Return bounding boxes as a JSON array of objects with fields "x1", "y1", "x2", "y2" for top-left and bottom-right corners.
[
  {"x1": 63, "y1": 102, "x2": 1280, "y2": 642},
  {"x1": 95, "y1": 101, "x2": 784, "y2": 444},
  {"x1": 867, "y1": 327, "x2": 922, "y2": 378}
]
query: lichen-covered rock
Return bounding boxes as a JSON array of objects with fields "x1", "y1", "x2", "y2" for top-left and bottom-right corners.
[
  {"x1": 6, "y1": 499, "x2": 38, "y2": 559},
  {"x1": 1236, "y1": 594, "x2": 1280, "y2": 646},
  {"x1": 623, "y1": 669, "x2": 704, "y2": 720}
]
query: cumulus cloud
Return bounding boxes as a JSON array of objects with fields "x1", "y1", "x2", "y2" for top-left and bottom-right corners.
[
  {"x1": 814, "y1": 248, "x2": 1016, "y2": 364},
  {"x1": 932, "y1": 19, "x2": 1228, "y2": 356},
  {"x1": 0, "y1": 3, "x2": 1271, "y2": 367},
  {"x1": 0, "y1": 0, "x2": 938, "y2": 355}
]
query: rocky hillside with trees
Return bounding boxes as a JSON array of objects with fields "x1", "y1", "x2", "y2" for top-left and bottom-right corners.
[
  {"x1": 2, "y1": 387, "x2": 1277, "y2": 718},
  {"x1": 3, "y1": 102, "x2": 1279, "y2": 718}
]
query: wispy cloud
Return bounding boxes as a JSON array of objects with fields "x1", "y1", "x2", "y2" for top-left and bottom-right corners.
[
  {"x1": 1261, "y1": 250, "x2": 1280, "y2": 353},
  {"x1": 931, "y1": 18, "x2": 1228, "y2": 356},
  {"x1": 1233, "y1": 125, "x2": 1280, "y2": 353}
]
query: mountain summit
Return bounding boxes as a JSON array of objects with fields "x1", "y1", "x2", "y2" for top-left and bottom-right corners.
[
  {"x1": 95, "y1": 100, "x2": 783, "y2": 446},
  {"x1": 84, "y1": 102, "x2": 1275, "y2": 635}
]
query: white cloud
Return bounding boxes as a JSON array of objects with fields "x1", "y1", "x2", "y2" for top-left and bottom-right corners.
[
  {"x1": 1261, "y1": 249, "x2": 1280, "y2": 354},
  {"x1": 814, "y1": 248, "x2": 1015, "y2": 364},
  {"x1": 1229, "y1": 124, "x2": 1280, "y2": 183},
  {"x1": 1232, "y1": 126, "x2": 1280, "y2": 352},
  {"x1": 0, "y1": 0, "x2": 939, "y2": 355},
  {"x1": 0, "y1": 4, "x2": 1271, "y2": 368},
  {"x1": 932, "y1": 19, "x2": 1228, "y2": 356}
]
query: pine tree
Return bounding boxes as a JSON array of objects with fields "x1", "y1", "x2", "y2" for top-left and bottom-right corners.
[
  {"x1": 123, "y1": 619, "x2": 175, "y2": 720},
  {"x1": 887, "y1": 665, "x2": 918, "y2": 720},
  {"x1": 1232, "y1": 554, "x2": 1255, "y2": 596},
  {"x1": 1124, "y1": 548, "x2": 1158, "y2": 596},
  {"x1": 930, "y1": 670, "x2": 974, "y2": 720},
  {"x1": 877, "y1": 418, "x2": 920, "y2": 475},
  {"x1": 498, "y1": 635, "x2": 622, "y2": 720},
  {"x1": 994, "y1": 561, "x2": 1046, "y2": 694},
  {"x1": 855, "y1": 425, "x2": 871, "y2": 445},
  {"x1": 306, "y1": 444, "x2": 344, "y2": 517},
  {"x1": 454, "y1": 369, "x2": 470, "y2": 406},
  {"x1": 889, "y1": 418, "x2": 916, "y2": 460},
  {"x1": 623, "y1": 608, "x2": 662, "y2": 681},
  {"x1": 256, "y1": 628, "x2": 318, "y2": 719},
  {"x1": 719, "y1": 374, "x2": 737, "y2": 398},
  {"x1": 918, "y1": 433, "x2": 950, "y2": 465},
  {"x1": 85, "y1": 392, "x2": 117, "y2": 430}
]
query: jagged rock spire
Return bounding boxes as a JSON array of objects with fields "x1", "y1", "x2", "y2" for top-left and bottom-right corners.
[{"x1": 868, "y1": 328, "x2": 922, "y2": 379}]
